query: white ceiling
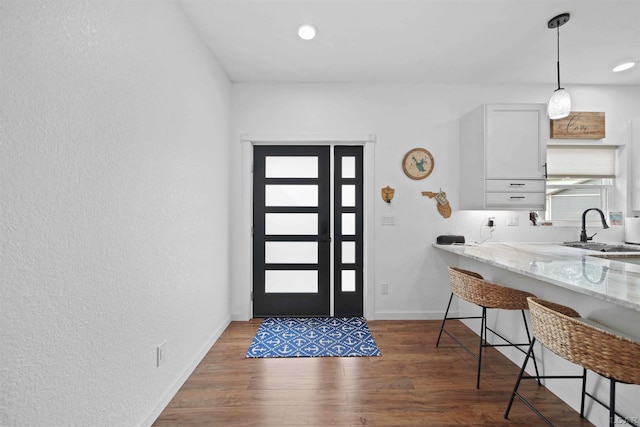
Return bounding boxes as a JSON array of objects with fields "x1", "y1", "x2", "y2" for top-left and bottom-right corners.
[{"x1": 179, "y1": 0, "x2": 640, "y2": 86}]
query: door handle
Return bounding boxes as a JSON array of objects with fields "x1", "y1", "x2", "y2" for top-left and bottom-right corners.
[{"x1": 320, "y1": 220, "x2": 331, "y2": 243}]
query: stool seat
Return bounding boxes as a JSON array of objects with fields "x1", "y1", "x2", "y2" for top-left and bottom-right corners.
[
  {"x1": 505, "y1": 297, "x2": 640, "y2": 427},
  {"x1": 449, "y1": 267, "x2": 536, "y2": 310},
  {"x1": 436, "y1": 267, "x2": 540, "y2": 388}
]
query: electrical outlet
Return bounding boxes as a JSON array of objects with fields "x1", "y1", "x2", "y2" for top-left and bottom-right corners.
[
  {"x1": 487, "y1": 217, "x2": 495, "y2": 228},
  {"x1": 157, "y1": 341, "x2": 166, "y2": 367},
  {"x1": 380, "y1": 283, "x2": 389, "y2": 295},
  {"x1": 508, "y1": 214, "x2": 519, "y2": 226}
]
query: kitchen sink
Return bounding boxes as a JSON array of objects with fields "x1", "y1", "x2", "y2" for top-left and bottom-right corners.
[{"x1": 562, "y1": 242, "x2": 640, "y2": 253}]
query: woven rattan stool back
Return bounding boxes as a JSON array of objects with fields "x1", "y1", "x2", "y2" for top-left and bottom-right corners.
[
  {"x1": 448, "y1": 267, "x2": 535, "y2": 310},
  {"x1": 528, "y1": 297, "x2": 640, "y2": 386}
]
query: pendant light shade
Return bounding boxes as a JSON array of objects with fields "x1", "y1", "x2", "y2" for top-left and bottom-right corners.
[
  {"x1": 547, "y1": 13, "x2": 571, "y2": 119},
  {"x1": 548, "y1": 88, "x2": 571, "y2": 119}
]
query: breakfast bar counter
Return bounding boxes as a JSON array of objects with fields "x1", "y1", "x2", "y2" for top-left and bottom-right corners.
[
  {"x1": 433, "y1": 242, "x2": 640, "y2": 426},
  {"x1": 434, "y1": 242, "x2": 640, "y2": 312}
]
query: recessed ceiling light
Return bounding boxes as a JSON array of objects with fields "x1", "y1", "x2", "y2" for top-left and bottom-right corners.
[
  {"x1": 297, "y1": 24, "x2": 317, "y2": 41},
  {"x1": 612, "y1": 61, "x2": 637, "y2": 72}
]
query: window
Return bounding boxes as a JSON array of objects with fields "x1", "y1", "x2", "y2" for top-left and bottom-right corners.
[{"x1": 540, "y1": 145, "x2": 616, "y2": 222}]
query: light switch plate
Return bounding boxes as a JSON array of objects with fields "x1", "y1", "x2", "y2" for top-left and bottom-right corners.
[{"x1": 381, "y1": 215, "x2": 395, "y2": 226}]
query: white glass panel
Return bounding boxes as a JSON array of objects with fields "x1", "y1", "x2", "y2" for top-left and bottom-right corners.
[
  {"x1": 342, "y1": 156, "x2": 356, "y2": 178},
  {"x1": 341, "y1": 270, "x2": 356, "y2": 292},
  {"x1": 265, "y1": 185, "x2": 318, "y2": 207},
  {"x1": 265, "y1": 270, "x2": 318, "y2": 293},
  {"x1": 341, "y1": 185, "x2": 355, "y2": 207},
  {"x1": 265, "y1": 213, "x2": 317, "y2": 235},
  {"x1": 342, "y1": 242, "x2": 356, "y2": 264},
  {"x1": 342, "y1": 213, "x2": 356, "y2": 235},
  {"x1": 265, "y1": 242, "x2": 318, "y2": 264},
  {"x1": 265, "y1": 156, "x2": 318, "y2": 178}
]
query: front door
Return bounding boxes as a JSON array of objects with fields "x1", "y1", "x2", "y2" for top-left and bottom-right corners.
[
  {"x1": 253, "y1": 146, "x2": 331, "y2": 316},
  {"x1": 252, "y1": 145, "x2": 364, "y2": 317}
]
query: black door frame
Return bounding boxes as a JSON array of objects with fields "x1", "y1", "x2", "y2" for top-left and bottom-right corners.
[{"x1": 240, "y1": 136, "x2": 375, "y2": 321}]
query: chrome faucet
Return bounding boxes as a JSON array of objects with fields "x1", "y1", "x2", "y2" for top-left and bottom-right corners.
[{"x1": 580, "y1": 208, "x2": 609, "y2": 243}]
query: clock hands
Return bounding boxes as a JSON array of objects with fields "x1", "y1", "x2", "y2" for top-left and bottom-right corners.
[{"x1": 412, "y1": 156, "x2": 427, "y2": 173}]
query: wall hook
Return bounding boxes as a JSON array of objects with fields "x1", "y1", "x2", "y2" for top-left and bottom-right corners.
[{"x1": 381, "y1": 186, "x2": 395, "y2": 203}]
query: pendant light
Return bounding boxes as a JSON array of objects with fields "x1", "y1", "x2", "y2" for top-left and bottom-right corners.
[{"x1": 547, "y1": 13, "x2": 571, "y2": 120}]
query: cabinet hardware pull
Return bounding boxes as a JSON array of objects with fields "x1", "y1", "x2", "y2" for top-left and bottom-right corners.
[
  {"x1": 509, "y1": 183, "x2": 525, "y2": 186},
  {"x1": 510, "y1": 196, "x2": 526, "y2": 199}
]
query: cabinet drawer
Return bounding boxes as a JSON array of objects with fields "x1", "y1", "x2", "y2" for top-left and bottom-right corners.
[
  {"x1": 485, "y1": 192, "x2": 545, "y2": 208},
  {"x1": 486, "y1": 180, "x2": 545, "y2": 192}
]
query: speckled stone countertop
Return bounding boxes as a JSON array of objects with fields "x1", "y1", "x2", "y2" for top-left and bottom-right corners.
[{"x1": 434, "y1": 242, "x2": 640, "y2": 312}]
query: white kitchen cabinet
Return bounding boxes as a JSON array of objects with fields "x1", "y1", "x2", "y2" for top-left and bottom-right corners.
[
  {"x1": 459, "y1": 104, "x2": 548, "y2": 210},
  {"x1": 632, "y1": 118, "x2": 640, "y2": 212}
]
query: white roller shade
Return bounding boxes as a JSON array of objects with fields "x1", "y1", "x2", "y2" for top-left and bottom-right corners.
[{"x1": 546, "y1": 145, "x2": 617, "y2": 178}]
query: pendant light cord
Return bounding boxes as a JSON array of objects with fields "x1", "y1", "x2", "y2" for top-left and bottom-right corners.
[{"x1": 556, "y1": 26, "x2": 561, "y2": 90}]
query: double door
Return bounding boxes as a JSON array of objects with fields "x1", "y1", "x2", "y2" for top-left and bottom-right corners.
[{"x1": 252, "y1": 146, "x2": 363, "y2": 317}]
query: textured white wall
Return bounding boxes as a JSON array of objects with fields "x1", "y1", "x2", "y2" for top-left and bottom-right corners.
[
  {"x1": 0, "y1": 1, "x2": 231, "y2": 426},
  {"x1": 231, "y1": 83, "x2": 640, "y2": 320}
]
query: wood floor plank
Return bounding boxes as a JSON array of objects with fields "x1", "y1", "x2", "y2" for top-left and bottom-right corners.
[
  {"x1": 153, "y1": 319, "x2": 594, "y2": 426},
  {"x1": 166, "y1": 389, "x2": 348, "y2": 409}
]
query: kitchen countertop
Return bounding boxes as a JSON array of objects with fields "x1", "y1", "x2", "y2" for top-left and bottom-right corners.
[{"x1": 434, "y1": 242, "x2": 640, "y2": 312}]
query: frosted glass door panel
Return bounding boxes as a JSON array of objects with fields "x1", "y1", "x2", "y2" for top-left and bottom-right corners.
[
  {"x1": 342, "y1": 242, "x2": 355, "y2": 263},
  {"x1": 342, "y1": 213, "x2": 356, "y2": 235},
  {"x1": 265, "y1": 213, "x2": 318, "y2": 235},
  {"x1": 265, "y1": 185, "x2": 318, "y2": 207},
  {"x1": 265, "y1": 156, "x2": 318, "y2": 178},
  {"x1": 265, "y1": 242, "x2": 318, "y2": 264},
  {"x1": 341, "y1": 270, "x2": 356, "y2": 292},
  {"x1": 341, "y1": 185, "x2": 355, "y2": 207},
  {"x1": 342, "y1": 156, "x2": 355, "y2": 178},
  {"x1": 265, "y1": 270, "x2": 318, "y2": 293}
]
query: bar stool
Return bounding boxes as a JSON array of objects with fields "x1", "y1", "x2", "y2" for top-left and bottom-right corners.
[
  {"x1": 436, "y1": 267, "x2": 540, "y2": 388},
  {"x1": 505, "y1": 297, "x2": 640, "y2": 427}
]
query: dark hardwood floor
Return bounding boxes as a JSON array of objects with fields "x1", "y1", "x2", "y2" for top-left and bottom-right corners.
[{"x1": 153, "y1": 319, "x2": 593, "y2": 426}]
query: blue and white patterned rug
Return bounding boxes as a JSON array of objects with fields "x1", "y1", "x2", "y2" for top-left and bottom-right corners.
[{"x1": 246, "y1": 317, "x2": 381, "y2": 358}]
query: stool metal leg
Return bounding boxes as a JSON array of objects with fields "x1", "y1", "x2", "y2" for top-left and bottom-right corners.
[
  {"x1": 506, "y1": 339, "x2": 534, "y2": 417},
  {"x1": 476, "y1": 307, "x2": 487, "y2": 389},
  {"x1": 580, "y1": 369, "x2": 587, "y2": 418},
  {"x1": 436, "y1": 293, "x2": 454, "y2": 347},
  {"x1": 610, "y1": 379, "x2": 616, "y2": 427},
  {"x1": 437, "y1": 293, "x2": 539, "y2": 391},
  {"x1": 583, "y1": 375, "x2": 638, "y2": 427},
  {"x1": 504, "y1": 338, "x2": 554, "y2": 426},
  {"x1": 521, "y1": 310, "x2": 542, "y2": 385}
]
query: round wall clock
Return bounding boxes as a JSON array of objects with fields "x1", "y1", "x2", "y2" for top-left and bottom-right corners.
[{"x1": 402, "y1": 148, "x2": 434, "y2": 180}]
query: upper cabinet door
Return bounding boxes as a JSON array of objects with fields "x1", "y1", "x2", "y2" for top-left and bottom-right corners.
[
  {"x1": 632, "y1": 118, "x2": 640, "y2": 212},
  {"x1": 485, "y1": 104, "x2": 547, "y2": 180}
]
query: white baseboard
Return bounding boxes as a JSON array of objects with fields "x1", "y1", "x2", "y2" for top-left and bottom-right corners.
[
  {"x1": 139, "y1": 316, "x2": 232, "y2": 427},
  {"x1": 232, "y1": 312, "x2": 457, "y2": 321},
  {"x1": 372, "y1": 311, "x2": 457, "y2": 320}
]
